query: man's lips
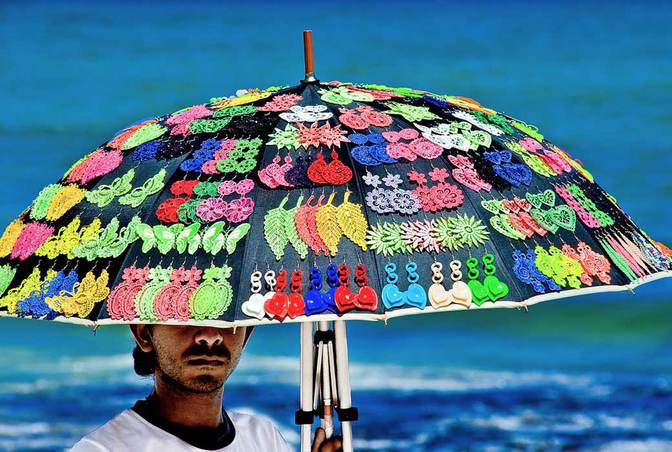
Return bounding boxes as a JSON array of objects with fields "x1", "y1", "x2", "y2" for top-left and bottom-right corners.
[{"x1": 186, "y1": 356, "x2": 228, "y2": 366}]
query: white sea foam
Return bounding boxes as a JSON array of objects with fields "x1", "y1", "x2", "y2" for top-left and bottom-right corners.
[
  {"x1": 0, "y1": 422, "x2": 51, "y2": 436},
  {"x1": 591, "y1": 440, "x2": 672, "y2": 452},
  {"x1": 0, "y1": 352, "x2": 612, "y2": 396}
]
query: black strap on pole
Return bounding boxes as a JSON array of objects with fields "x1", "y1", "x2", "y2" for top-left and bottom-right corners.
[
  {"x1": 313, "y1": 329, "x2": 335, "y2": 344},
  {"x1": 294, "y1": 409, "x2": 315, "y2": 426},
  {"x1": 335, "y1": 406, "x2": 359, "y2": 422}
]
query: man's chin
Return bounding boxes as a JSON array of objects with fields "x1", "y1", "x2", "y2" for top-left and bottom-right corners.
[{"x1": 184, "y1": 374, "x2": 225, "y2": 393}]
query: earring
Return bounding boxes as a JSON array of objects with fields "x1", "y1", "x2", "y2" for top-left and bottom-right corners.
[
  {"x1": 382, "y1": 263, "x2": 405, "y2": 309},
  {"x1": 304, "y1": 267, "x2": 328, "y2": 316},
  {"x1": 323, "y1": 263, "x2": 340, "y2": 313},
  {"x1": 428, "y1": 262, "x2": 451, "y2": 308},
  {"x1": 334, "y1": 264, "x2": 356, "y2": 312},
  {"x1": 323, "y1": 151, "x2": 353, "y2": 185},
  {"x1": 264, "y1": 269, "x2": 289, "y2": 321},
  {"x1": 404, "y1": 262, "x2": 427, "y2": 309},
  {"x1": 354, "y1": 264, "x2": 377, "y2": 311},
  {"x1": 448, "y1": 260, "x2": 472, "y2": 307},
  {"x1": 287, "y1": 269, "x2": 305, "y2": 319},
  {"x1": 242, "y1": 271, "x2": 266, "y2": 320}
]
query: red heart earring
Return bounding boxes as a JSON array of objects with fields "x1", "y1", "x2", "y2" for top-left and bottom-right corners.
[
  {"x1": 334, "y1": 264, "x2": 357, "y2": 312},
  {"x1": 264, "y1": 269, "x2": 288, "y2": 321},
  {"x1": 287, "y1": 269, "x2": 305, "y2": 319},
  {"x1": 354, "y1": 264, "x2": 377, "y2": 312}
]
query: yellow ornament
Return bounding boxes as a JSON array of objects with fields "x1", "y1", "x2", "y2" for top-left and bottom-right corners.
[
  {"x1": 0, "y1": 220, "x2": 25, "y2": 258},
  {"x1": 46, "y1": 185, "x2": 85, "y2": 222},
  {"x1": 47, "y1": 269, "x2": 110, "y2": 318},
  {"x1": 211, "y1": 91, "x2": 271, "y2": 110},
  {"x1": 336, "y1": 191, "x2": 368, "y2": 251},
  {"x1": 0, "y1": 267, "x2": 43, "y2": 314},
  {"x1": 316, "y1": 192, "x2": 343, "y2": 257},
  {"x1": 36, "y1": 217, "x2": 82, "y2": 259},
  {"x1": 72, "y1": 218, "x2": 102, "y2": 259}
]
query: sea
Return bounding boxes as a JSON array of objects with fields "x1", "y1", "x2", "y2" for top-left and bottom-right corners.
[{"x1": 0, "y1": 1, "x2": 671, "y2": 450}]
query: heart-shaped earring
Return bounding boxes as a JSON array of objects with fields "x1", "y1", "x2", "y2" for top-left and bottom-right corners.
[
  {"x1": 448, "y1": 260, "x2": 472, "y2": 307},
  {"x1": 489, "y1": 214, "x2": 526, "y2": 240},
  {"x1": 548, "y1": 205, "x2": 577, "y2": 232},
  {"x1": 242, "y1": 270, "x2": 267, "y2": 319},
  {"x1": 466, "y1": 257, "x2": 489, "y2": 306},
  {"x1": 323, "y1": 264, "x2": 340, "y2": 313},
  {"x1": 304, "y1": 267, "x2": 328, "y2": 316},
  {"x1": 428, "y1": 262, "x2": 452, "y2": 308},
  {"x1": 334, "y1": 264, "x2": 357, "y2": 312},
  {"x1": 287, "y1": 269, "x2": 305, "y2": 319},
  {"x1": 264, "y1": 269, "x2": 289, "y2": 321},
  {"x1": 353, "y1": 263, "x2": 377, "y2": 311},
  {"x1": 501, "y1": 199, "x2": 521, "y2": 213},
  {"x1": 404, "y1": 262, "x2": 428, "y2": 309},
  {"x1": 507, "y1": 213, "x2": 535, "y2": 238},
  {"x1": 482, "y1": 253, "x2": 509, "y2": 302},
  {"x1": 481, "y1": 198, "x2": 505, "y2": 215},
  {"x1": 382, "y1": 263, "x2": 406, "y2": 309}
]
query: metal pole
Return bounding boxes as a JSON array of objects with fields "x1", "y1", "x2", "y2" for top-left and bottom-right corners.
[
  {"x1": 334, "y1": 320, "x2": 354, "y2": 452},
  {"x1": 300, "y1": 322, "x2": 314, "y2": 452},
  {"x1": 317, "y1": 321, "x2": 334, "y2": 438},
  {"x1": 302, "y1": 30, "x2": 317, "y2": 83}
]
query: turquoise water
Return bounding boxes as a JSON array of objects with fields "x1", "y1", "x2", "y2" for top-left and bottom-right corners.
[{"x1": 1, "y1": 0, "x2": 671, "y2": 450}]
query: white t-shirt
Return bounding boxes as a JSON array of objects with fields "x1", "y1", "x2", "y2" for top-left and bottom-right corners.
[{"x1": 69, "y1": 409, "x2": 294, "y2": 452}]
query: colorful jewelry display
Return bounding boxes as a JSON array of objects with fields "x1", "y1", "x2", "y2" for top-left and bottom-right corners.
[{"x1": 1, "y1": 81, "x2": 669, "y2": 325}]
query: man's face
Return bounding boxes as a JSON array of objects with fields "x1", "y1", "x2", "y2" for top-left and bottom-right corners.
[{"x1": 137, "y1": 325, "x2": 250, "y2": 394}]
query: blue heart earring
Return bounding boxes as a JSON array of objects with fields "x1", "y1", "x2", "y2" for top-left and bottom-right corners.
[
  {"x1": 322, "y1": 263, "x2": 340, "y2": 313},
  {"x1": 304, "y1": 266, "x2": 328, "y2": 315},
  {"x1": 382, "y1": 263, "x2": 405, "y2": 309},
  {"x1": 404, "y1": 261, "x2": 428, "y2": 309}
]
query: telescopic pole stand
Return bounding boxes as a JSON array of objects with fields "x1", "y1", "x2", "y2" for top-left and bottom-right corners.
[{"x1": 298, "y1": 320, "x2": 357, "y2": 452}]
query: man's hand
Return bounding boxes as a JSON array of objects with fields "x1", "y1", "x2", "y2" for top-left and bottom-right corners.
[{"x1": 311, "y1": 427, "x2": 343, "y2": 452}]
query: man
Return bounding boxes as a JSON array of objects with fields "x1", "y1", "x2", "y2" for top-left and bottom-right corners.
[{"x1": 71, "y1": 325, "x2": 342, "y2": 452}]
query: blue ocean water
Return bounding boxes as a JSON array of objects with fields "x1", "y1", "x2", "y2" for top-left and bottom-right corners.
[{"x1": 1, "y1": 0, "x2": 671, "y2": 450}]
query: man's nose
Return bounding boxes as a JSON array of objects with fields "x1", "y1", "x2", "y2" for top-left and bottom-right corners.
[{"x1": 193, "y1": 327, "x2": 224, "y2": 348}]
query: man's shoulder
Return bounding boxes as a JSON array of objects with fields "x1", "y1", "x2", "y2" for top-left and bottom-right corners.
[
  {"x1": 69, "y1": 409, "x2": 152, "y2": 451},
  {"x1": 70, "y1": 409, "x2": 295, "y2": 452},
  {"x1": 229, "y1": 410, "x2": 295, "y2": 451}
]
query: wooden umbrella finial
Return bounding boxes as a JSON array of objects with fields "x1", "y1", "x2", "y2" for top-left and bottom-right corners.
[{"x1": 302, "y1": 30, "x2": 317, "y2": 83}]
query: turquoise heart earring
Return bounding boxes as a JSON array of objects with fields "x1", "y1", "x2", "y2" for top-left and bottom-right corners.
[
  {"x1": 404, "y1": 261, "x2": 427, "y2": 309},
  {"x1": 382, "y1": 263, "x2": 405, "y2": 309}
]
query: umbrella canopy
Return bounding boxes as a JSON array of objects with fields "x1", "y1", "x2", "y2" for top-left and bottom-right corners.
[{"x1": 0, "y1": 80, "x2": 671, "y2": 327}]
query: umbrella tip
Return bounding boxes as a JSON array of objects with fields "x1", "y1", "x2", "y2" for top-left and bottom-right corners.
[{"x1": 302, "y1": 30, "x2": 318, "y2": 83}]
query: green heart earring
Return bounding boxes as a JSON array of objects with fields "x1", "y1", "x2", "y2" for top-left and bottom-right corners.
[
  {"x1": 466, "y1": 258, "x2": 489, "y2": 306},
  {"x1": 482, "y1": 253, "x2": 509, "y2": 302}
]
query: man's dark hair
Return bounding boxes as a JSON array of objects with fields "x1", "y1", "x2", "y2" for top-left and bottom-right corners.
[{"x1": 133, "y1": 345, "x2": 156, "y2": 376}]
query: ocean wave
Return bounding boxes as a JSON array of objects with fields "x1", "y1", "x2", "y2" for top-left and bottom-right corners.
[
  {"x1": 3, "y1": 352, "x2": 669, "y2": 399},
  {"x1": 589, "y1": 440, "x2": 672, "y2": 452},
  {"x1": 0, "y1": 352, "x2": 635, "y2": 396}
]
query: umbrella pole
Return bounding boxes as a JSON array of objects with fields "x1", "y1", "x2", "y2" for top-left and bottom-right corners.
[
  {"x1": 298, "y1": 322, "x2": 314, "y2": 452},
  {"x1": 317, "y1": 321, "x2": 335, "y2": 437},
  {"x1": 334, "y1": 319, "x2": 355, "y2": 452}
]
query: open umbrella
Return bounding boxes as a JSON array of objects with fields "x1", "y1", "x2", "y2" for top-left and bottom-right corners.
[{"x1": 0, "y1": 30, "x2": 670, "y2": 451}]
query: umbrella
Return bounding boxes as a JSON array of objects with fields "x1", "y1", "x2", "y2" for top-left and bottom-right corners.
[{"x1": 0, "y1": 30, "x2": 671, "y2": 451}]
